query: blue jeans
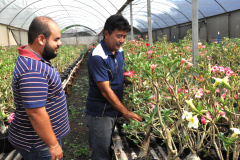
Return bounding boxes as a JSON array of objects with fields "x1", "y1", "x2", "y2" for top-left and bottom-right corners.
[
  {"x1": 84, "y1": 113, "x2": 116, "y2": 160},
  {"x1": 15, "y1": 141, "x2": 62, "y2": 160}
]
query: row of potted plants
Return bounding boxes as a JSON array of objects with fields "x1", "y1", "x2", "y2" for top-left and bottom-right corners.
[
  {"x1": 121, "y1": 32, "x2": 240, "y2": 160},
  {"x1": 0, "y1": 44, "x2": 87, "y2": 151}
]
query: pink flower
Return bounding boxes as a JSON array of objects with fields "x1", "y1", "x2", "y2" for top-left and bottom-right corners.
[
  {"x1": 177, "y1": 88, "x2": 184, "y2": 94},
  {"x1": 123, "y1": 70, "x2": 135, "y2": 78},
  {"x1": 187, "y1": 62, "x2": 193, "y2": 71},
  {"x1": 168, "y1": 87, "x2": 173, "y2": 96},
  {"x1": 148, "y1": 103, "x2": 155, "y2": 111},
  {"x1": 178, "y1": 58, "x2": 187, "y2": 67},
  {"x1": 224, "y1": 67, "x2": 231, "y2": 71},
  {"x1": 235, "y1": 94, "x2": 238, "y2": 99},
  {"x1": 8, "y1": 113, "x2": 15, "y2": 123},
  {"x1": 218, "y1": 66, "x2": 225, "y2": 72},
  {"x1": 222, "y1": 93, "x2": 226, "y2": 99},
  {"x1": 151, "y1": 95, "x2": 156, "y2": 100},
  {"x1": 223, "y1": 88, "x2": 228, "y2": 93},
  {"x1": 226, "y1": 70, "x2": 234, "y2": 77},
  {"x1": 195, "y1": 88, "x2": 203, "y2": 98},
  {"x1": 215, "y1": 41, "x2": 218, "y2": 44},
  {"x1": 219, "y1": 110, "x2": 225, "y2": 116},
  {"x1": 201, "y1": 116, "x2": 208, "y2": 124},
  {"x1": 206, "y1": 112, "x2": 212, "y2": 119},
  {"x1": 216, "y1": 88, "x2": 220, "y2": 93},
  {"x1": 211, "y1": 66, "x2": 219, "y2": 73},
  {"x1": 147, "y1": 50, "x2": 153, "y2": 55},
  {"x1": 184, "y1": 89, "x2": 188, "y2": 94},
  {"x1": 150, "y1": 64, "x2": 157, "y2": 73}
]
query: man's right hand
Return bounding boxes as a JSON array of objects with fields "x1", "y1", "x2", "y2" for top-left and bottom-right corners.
[
  {"x1": 123, "y1": 111, "x2": 143, "y2": 122},
  {"x1": 49, "y1": 144, "x2": 63, "y2": 160}
]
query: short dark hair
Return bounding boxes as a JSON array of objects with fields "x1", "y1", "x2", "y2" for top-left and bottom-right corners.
[
  {"x1": 103, "y1": 14, "x2": 131, "y2": 38},
  {"x1": 28, "y1": 16, "x2": 54, "y2": 44}
]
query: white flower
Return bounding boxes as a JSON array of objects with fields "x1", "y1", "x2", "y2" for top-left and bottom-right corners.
[
  {"x1": 187, "y1": 115, "x2": 199, "y2": 129},
  {"x1": 185, "y1": 98, "x2": 196, "y2": 110},
  {"x1": 230, "y1": 128, "x2": 240, "y2": 134},
  {"x1": 182, "y1": 110, "x2": 192, "y2": 120},
  {"x1": 222, "y1": 76, "x2": 231, "y2": 88},
  {"x1": 230, "y1": 128, "x2": 240, "y2": 139},
  {"x1": 213, "y1": 77, "x2": 222, "y2": 88}
]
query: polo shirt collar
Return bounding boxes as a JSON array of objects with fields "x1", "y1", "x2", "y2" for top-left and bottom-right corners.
[
  {"x1": 18, "y1": 45, "x2": 53, "y2": 66},
  {"x1": 100, "y1": 39, "x2": 119, "y2": 57}
]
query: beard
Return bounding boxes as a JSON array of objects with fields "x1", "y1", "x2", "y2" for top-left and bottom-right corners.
[{"x1": 42, "y1": 40, "x2": 58, "y2": 61}]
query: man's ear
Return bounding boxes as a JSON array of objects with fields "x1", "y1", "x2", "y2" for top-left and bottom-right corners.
[
  {"x1": 38, "y1": 34, "x2": 45, "y2": 46},
  {"x1": 104, "y1": 30, "x2": 109, "y2": 39}
]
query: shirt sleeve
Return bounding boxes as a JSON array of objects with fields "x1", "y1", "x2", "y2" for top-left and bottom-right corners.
[
  {"x1": 19, "y1": 70, "x2": 48, "y2": 108},
  {"x1": 88, "y1": 55, "x2": 109, "y2": 82}
]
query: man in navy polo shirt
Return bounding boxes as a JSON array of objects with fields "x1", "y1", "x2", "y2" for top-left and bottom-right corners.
[
  {"x1": 9, "y1": 16, "x2": 70, "y2": 160},
  {"x1": 84, "y1": 14, "x2": 143, "y2": 160}
]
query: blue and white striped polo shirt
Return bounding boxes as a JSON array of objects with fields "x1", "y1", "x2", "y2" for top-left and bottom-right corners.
[{"x1": 9, "y1": 46, "x2": 70, "y2": 152}]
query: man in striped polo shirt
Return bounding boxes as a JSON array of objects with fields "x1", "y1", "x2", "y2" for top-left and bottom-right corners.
[{"x1": 9, "y1": 16, "x2": 70, "y2": 160}]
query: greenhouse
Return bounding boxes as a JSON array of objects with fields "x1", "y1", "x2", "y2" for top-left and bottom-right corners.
[{"x1": 1, "y1": 0, "x2": 240, "y2": 160}]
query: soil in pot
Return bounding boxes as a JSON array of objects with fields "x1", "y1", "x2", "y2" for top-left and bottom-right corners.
[{"x1": 216, "y1": 117, "x2": 229, "y2": 129}]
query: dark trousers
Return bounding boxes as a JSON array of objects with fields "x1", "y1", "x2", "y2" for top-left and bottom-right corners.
[{"x1": 84, "y1": 113, "x2": 116, "y2": 160}]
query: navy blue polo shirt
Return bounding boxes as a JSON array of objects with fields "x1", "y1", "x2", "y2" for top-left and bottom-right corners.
[{"x1": 86, "y1": 40, "x2": 125, "y2": 117}]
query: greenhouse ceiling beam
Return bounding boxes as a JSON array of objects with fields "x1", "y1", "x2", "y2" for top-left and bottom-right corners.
[
  {"x1": 124, "y1": 2, "x2": 190, "y2": 24},
  {"x1": 108, "y1": 0, "x2": 118, "y2": 12},
  {"x1": 58, "y1": 20, "x2": 97, "y2": 34},
  {"x1": 58, "y1": 0, "x2": 78, "y2": 43},
  {"x1": 45, "y1": 10, "x2": 104, "y2": 26},
  {"x1": 133, "y1": 20, "x2": 148, "y2": 31},
  {"x1": 60, "y1": 24, "x2": 97, "y2": 34},
  {"x1": 185, "y1": 0, "x2": 205, "y2": 18},
  {"x1": 214, "y1": 0, "x2": 227, "y2": 12},
  {"x1": 51, "y1": 15, "x2": 103, "y2": 29},
  {"x1": 116, "y1": 0, "x2": 134, "y2": 14},
  {"x1": 153, "y1": 1, "x2": 190, "y2": 22},
  {"x1": 9, "y1": 1, "x2": 106, "y2": 27},
  {"x1": 8, "y1": 0, "x2": 44, "y2": 26},
  {"x1": 0, "y1": 0, "x2": 16, "y2": 13},
  {"x1": 126, "y1": 11, "x2": 169, "y2": 27},
  {"x1": 54, "y1": 16, "x2": 99, "y2": 28},
  {"x1": 20, "y1": 5, "x2": 104, "y2": 30},
  {"x1": 93, "y1": 0, "x2": 111, "y2": 16}
]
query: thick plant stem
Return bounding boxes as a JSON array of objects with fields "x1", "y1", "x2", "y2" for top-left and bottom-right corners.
[
  {"x1": 166, "y1": 129, "x2": 177, "y2": 160},
  {"x1": 138, "y1": 126, "x2": 152, "y2": 158},
  {"x1": 0, "y1": 121, "x2": 7, "y2": 134},
  {"x1": 226, "y1": 147, "x2": 230, "y2": 160}
]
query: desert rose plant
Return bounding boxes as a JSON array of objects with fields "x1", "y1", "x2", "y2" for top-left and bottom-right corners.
[{"x1": 122, "y1": 33, "x2": 240, "y2": 160}]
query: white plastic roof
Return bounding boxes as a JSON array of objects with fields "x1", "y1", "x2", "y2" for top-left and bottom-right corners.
[{"x1": 0, "y1": 0, "x2": 240, "y2": 35}]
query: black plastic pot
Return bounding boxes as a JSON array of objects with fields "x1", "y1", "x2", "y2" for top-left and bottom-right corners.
[{"x1": 0, "y1": 132, "x2": 14, "y2": 153}]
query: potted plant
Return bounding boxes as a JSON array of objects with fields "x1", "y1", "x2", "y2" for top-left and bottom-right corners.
[{"x1": 0, "y1": 106, "x2": 15, "y2": 153}]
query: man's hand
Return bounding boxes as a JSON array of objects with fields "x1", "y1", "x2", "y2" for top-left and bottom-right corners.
[
  {"x1": 122, "y1": 111, "x2": 143, "y2": 122},
  {"x1": 49, "y1": 144, "x2": 63, "y2": 160}
]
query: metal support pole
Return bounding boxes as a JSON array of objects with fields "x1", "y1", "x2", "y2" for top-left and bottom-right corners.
[
  {"x1": 192, "y1": 0, "x2": 198, "y2": 68},
  {"x1": 19, "y1": 29, "x2": 22, "y2": 46},
  {"x1": 130, "y1": 2, "x2": 133, "y2": 40},
  {"x1": 147, "y1": 0, "x2": 152, "y2": 50},
  {"x1": 7, "y1": 27, "x2": 10, "y2": 48}
]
